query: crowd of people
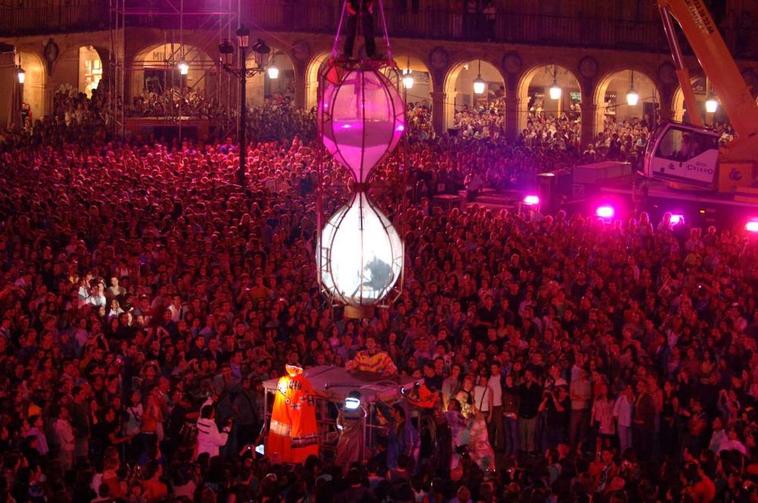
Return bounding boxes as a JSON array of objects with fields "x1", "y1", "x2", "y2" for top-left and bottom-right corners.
[
  {"x1": 127, "y1": 89, "x2": 221, "y2": 120},
  {"x1": 0, "y1": 85, "x2": 756, "y2": 502},
  {"x1": 446, "y1": 101, "x2": 652, "y2": 166}
]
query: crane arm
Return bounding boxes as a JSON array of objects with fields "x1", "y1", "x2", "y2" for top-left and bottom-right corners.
[{"x1": 658, "y1": 0, "x2": 758, "y2": 144}]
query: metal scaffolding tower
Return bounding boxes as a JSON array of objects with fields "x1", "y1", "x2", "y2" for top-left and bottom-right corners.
[{"x1": 108, "y1": 0, "x2": 240, "y2": 139}]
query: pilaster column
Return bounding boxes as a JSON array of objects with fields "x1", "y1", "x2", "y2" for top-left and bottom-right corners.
[
  {"x1": 293, "y1": 61, "x2": 306, "y2": 109},
  {"x1": 580, "y1": 101, "x2": 597, "y2": 147},
  {"x1": 504, "y1": 94, "x2": 520, "y2": 142},
  {"x1": 431, "y1": 90, "x2": 446, "y2": 136}
]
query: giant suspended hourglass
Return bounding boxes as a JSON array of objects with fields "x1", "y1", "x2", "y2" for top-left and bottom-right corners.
[{"x1": 316, "y1": 55, "x2": 406, "y2": 316}]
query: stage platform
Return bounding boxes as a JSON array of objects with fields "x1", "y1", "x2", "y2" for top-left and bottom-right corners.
[
  {"x1": 261, "y1": 366, "x2": 416, "y2": 462},
  {"x1": 125, "y1": 117, "x2": 211, "y2": 140}
]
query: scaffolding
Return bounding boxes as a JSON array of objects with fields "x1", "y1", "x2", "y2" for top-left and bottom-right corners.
[{"x1": 107, "y1": 0, "x2": 240, "y2": 139}]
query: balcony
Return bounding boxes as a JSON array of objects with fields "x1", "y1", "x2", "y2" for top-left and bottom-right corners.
[{"x1": 0, "y1": 0, "x2": 754, "y2": 59}]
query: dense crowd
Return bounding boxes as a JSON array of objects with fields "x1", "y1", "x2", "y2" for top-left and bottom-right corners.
[
  {"x1": 0, "y1": 90, "x2": 756, "y2": 502},
  {"x1": 127, "y1": 89, "x2": 221, "y2": 120}
]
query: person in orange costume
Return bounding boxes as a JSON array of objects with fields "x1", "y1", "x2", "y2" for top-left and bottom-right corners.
[{"x1": 266, "y1": 364, "x2": 321, "y2": 464}]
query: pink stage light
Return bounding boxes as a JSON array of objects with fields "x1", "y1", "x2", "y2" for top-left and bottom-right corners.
[
  {"x1": 523, "y1": 195, "x2": 540, "y2": 206},
  {"x1": 595, "y1": 205, "x2": 615, "y2": 219},
  {"x1": 746, "y1": 219, "x2": 758, "y2": 233},
  {"x1": 670, "y1": 214, "x2": 685, "y2": 225}
]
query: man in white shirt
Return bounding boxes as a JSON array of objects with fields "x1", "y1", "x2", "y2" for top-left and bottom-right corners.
[
  {"x1": 196, "y1": 404, "x2": 230, "y2": 459},
  {"x1": 488, "y1": 362, "x2": 504, "y2": 451}
]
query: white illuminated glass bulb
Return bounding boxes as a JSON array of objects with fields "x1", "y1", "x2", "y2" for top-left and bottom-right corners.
[
  {"x1": 626, "y1": 90, "x2": 639, "y2": 106},
  {"x1": 402, "y1": 72, "x2": 414, "y2": 90},
  {"x1": 549, "y1": 84, "x2": 561, "y2": 100},
  {"x1": 318, "y1": 192, "x2": 403, "y2": 306}
]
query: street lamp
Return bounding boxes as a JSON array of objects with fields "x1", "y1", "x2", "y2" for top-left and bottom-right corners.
[
  {"x1": 549, "y1": 66, "x2": 561, "y2": 100},
  {"x1": 402, "y1": 69, "x2": 414, "y2": 90},
  {"x1": 705, "y1": 95, "x2": 718, "y2": 113},
  {"x1": 473, "y1": 60, "x2": 486, "y2": 95},
  {"x1": 16, "y1": 66, "x2": 25, "y2": 84},
  {"x1": 177, "y1": 60, "x2": 189, "y2": 76},
  {"x1": 402, "y1": 58, "x2": 414, "y2": 90},
  {"x1": 219, "y1": 25, "x2": 273, "y2": 189},
  {"x1": 626, "y1": 71, "x2": 639, "y2": 106}
]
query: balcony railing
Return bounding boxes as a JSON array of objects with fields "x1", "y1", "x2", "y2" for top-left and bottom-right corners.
[{"x1": 1, "y1": 0, "x2": 754, "y2": 59}]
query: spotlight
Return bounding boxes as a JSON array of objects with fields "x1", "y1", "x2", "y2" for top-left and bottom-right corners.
[
  {"x1": 746, "y1": 219, "x2": 758, "y2": 233},
  {"x1": 523, "y1": 195, "x2": 540, "y2": 206},
  {"x1": 177, "y1": 60, "x2": 189, "y2": 76},
  {"x1": 345, "y1": 391, "x2": 362, "y2": 410},
  {"x1": 669, "y1": 214, "x2": 684, "y2": 226},
  {"x1": 595, "y1": 205, "x2": 615, "y2": 219}
]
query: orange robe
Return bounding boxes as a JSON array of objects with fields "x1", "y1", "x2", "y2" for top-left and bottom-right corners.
[{"x1": 266, "y1": 369, "x2": 319, "y2": 464}]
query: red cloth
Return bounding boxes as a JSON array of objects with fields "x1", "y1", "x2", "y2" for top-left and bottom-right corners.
[{"x1": 266, "y1": 367, "x2": 319, "y2": 464}]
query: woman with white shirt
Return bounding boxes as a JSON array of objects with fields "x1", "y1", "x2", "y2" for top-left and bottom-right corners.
[{"x1": 473, "y1": 374, "x2": 493, "y2": 423}]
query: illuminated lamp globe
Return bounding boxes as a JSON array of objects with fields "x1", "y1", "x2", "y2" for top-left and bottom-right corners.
[
  {"x1": 549, "y1": 84, "x2": 561, "y2": 100},
  {"x1": 267, "y1": 65, "x2": 279, "y2": 80},
  {"x1": 473, "y1": 75, "x2": 486, "y2": 95},
  {"x1": 317, "y1": 192, "x2": 403, "y2": 311},
  {"x1": 402, "y1": 70, "x2": 414, "y2": 90},
  {"x1": 177, "y1": 60, "x2": 189, "y2": 76},
  {"x1": 626, "y1": 90, "x2": 639, "y2": 106},
  {"x1": 705, "y1": 97, "x2": 718, "y2": 113},
  {"x1": 319, "y1": 61, "x2": 406, "y2": 183},
  {"x1": 17, "y1": 67, "x2": 26, "y2": 84}
]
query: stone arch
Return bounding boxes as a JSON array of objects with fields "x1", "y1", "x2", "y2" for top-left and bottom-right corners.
[
  {"x1": 17, "y1": 50, "x2": 46, "y2": 122},
  {"x1": 77, "y1": 46, "x2": 104, "y2": 97},
  {"x1": 442, "y1": 58, "x2": 506, "y2": 131},
  {"x1": 392, "y1": 54, "x2": 435, "y2": 107},
  {"x1": 593, "y1": 68, "x2": 661, "y2": 137},
  {"x1": 131, "y1": 42, "x2": 214, "y2": 100},
  {"x1": 305, "y1": 52, "x2": 330, "y2": 111},
  {"x1": 245, "y1": 45, "x2": 297, "y2": 107},
  {"x1": 671, "y1": 76, "x2": 727, "y2": 125},
  {"x1": 516, "y1": 64, "x2": 583, "y2": 133},
  {"x1": 54, "y1": 44, "x2": 106, "y2": 98}
]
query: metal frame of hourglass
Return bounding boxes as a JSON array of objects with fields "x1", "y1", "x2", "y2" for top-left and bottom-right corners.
[{"x1": 315, "y1": 0, "x2": 407, "y2": 319}]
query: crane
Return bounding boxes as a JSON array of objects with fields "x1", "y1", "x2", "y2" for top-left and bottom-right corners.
[{"x1": 642, "y1": 0, "x2": 758, "y2": 194}]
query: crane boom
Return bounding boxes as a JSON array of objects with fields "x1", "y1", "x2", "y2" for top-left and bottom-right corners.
[{"x1": 658, "y1": 0, "x2": 758, "y2": 148}]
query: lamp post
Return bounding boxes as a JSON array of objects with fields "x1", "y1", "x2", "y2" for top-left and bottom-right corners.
[
  {"x1": 473, "y1": 59, "x2": 486, "y2": 95},
  {"x1": 16, "y1": 56, "x2": 25, "y2": 130},
  {"x1": 626, "y1": 71, "x2": 639, "y2": 106},
  {"x1": 219, "y1": 25, "x2": 273, "y2": 189}
]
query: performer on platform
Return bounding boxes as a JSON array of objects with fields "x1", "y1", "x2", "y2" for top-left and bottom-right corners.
[
  {"x1": 346, "y1": 335, "x2": 397, "y2": 377},
  {"x1": 265, "y1": 363, "x2": 322, "y2": 464},
  {"x1": 335, "y1": 391, "x2": 367, "y2": 473}
]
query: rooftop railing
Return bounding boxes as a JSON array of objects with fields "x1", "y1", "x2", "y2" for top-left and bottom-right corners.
[{"x1": 1, "y1": 0, "x2": 754, "y2": 59}]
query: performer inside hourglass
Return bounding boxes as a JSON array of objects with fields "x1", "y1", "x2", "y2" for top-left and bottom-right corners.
[{"x1": 351, "y1": 256, "x2": 394, "y2": 299}]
